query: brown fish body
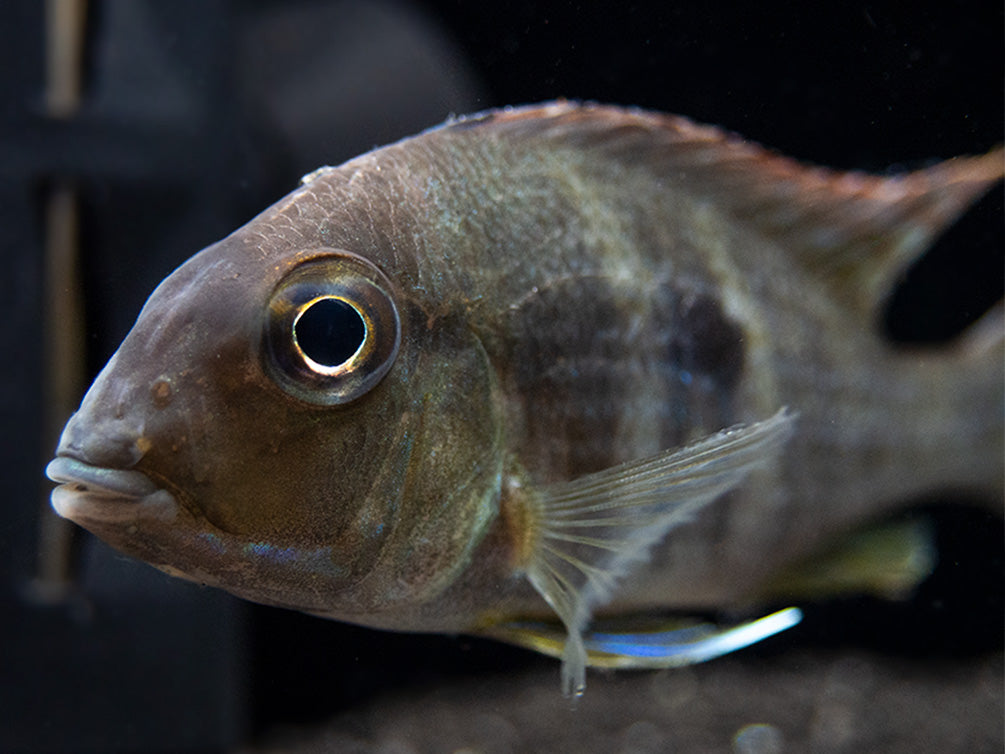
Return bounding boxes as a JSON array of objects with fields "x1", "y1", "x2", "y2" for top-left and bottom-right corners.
[
  {"x1": 270, "y1": 104, "x2": 1000, "y2": 621},
  {"x1": 48, "y1": 103, "x2": 1003, "y2": 686}
]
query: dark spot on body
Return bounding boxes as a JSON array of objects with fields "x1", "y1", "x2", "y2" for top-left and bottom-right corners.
[
  {"x1": 498, "y1": 278, "x2": 747, "y2": 482},
  {"x1": 654, "y1": 288, "x2": 747, "y2": 450},
  {"x1": 670, "y1": 294, "x2": 745, "y2": 390}
]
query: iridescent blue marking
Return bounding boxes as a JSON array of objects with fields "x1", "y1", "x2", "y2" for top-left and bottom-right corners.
[
  {"x1": 198, "y1": 531, "x2": 226, "y2": 554},
  {"x1": 590, "y1": 624, "x2": 709, "y2": 647},
  {"x1": 243, "y1": 541, "x2": 299, "y2": 564},
  {"x1": 585, "y1": 607, "x2": 802, "y2": 662},
  {"x1": 234, "y1": 538, "x2": 347, "y2": 578}
]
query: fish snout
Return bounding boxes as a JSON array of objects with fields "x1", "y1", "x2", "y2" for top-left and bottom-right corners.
[
  {"x1": 46, "y1": 372, "x2": 178, "y2": 525},
  {"x1": 47, "y1": 418, "x2": 178, "y2": 525},
  {"x1": 53, "y1": 401, "x2": 148, "y2": 472}
]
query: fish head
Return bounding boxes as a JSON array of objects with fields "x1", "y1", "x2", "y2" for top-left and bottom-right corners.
[{"x1": 48, "y1": 201, "x2": 503, "y2": 621}]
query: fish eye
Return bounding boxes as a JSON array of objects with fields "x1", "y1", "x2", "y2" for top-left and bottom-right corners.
[
  {"x1": 293, "y1": 297, "x2": 367, "y2": 369},
  {"x1": 264, "y1": 250, "x2": 400, "y2": 405}
]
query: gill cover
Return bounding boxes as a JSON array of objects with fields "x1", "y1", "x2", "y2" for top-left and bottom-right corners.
[{"x1": 263, "y1": 249, "x2": 401, "y2": 405}]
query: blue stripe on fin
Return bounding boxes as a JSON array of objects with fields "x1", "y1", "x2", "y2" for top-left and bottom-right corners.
[
  {"x1": 480, "y1": 607, "x2": 802, "y2": 671},
  {"x1": 584, "y1": 607, "x2": 802, "y2": 667}
]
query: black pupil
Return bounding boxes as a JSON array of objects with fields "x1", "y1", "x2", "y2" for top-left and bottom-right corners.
[{"x1": 295, "y1": 298, "x2": 366, "y2": 367}]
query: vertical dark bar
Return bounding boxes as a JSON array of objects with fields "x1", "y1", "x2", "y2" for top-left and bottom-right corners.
[{"x1": 34, "y1": 0, "x2": 88, "y2": 601}]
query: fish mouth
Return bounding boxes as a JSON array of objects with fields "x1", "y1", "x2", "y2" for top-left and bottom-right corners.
[{"x1": 46, "y1": 456, "x2": 179, "y2": 524}]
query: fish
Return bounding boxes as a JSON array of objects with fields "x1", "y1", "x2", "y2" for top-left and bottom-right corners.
[{"x1": 46, "y1": 101, "x2": 1003, "y2": 697}]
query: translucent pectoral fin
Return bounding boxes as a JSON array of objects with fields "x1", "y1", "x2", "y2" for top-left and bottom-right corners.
[
  {"x1": 521, "y1": 409, "x2": 796, "y2": 697},
  {"x1": 483, "y1": 607, "x2": 802, "y2": 669}
]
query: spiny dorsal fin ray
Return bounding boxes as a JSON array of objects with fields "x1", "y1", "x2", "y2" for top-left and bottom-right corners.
[
  {"x1": 523, "y1": 409, "x2": 795, "y2": 697},
  {"x1": 448, "y1": 102, "x2": 1004, "y2": 321}
]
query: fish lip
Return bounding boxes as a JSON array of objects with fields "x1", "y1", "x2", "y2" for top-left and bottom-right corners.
[
  {"x1": 46, "y1": 456, "x2": 158, "y2": 500},
  {"x1": 46, "y1": 455, "x2": 180, "y2": 525}
]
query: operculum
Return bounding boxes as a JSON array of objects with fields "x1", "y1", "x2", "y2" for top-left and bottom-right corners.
[{"x1": 323, "y1": 321, "x2": 505, "y2": 622}]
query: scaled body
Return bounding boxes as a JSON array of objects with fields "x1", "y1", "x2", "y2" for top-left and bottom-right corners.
[{"x1": 48, "y1": 103, "x2": 1004, "y2": 693}]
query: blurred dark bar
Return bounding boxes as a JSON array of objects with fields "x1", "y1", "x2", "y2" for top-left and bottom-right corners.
[
  {"x1": 35, "y1": 0, "x2": 88, "y2": 604},
  {"x1": 2, "y1": 2, "x2": 248, "y2": 751}
]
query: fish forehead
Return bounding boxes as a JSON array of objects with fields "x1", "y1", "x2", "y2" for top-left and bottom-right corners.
[{"x1": 237, "y1": 105, "x2": 767, "y2": 310}]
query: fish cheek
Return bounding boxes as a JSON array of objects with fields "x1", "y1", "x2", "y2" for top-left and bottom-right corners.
[
  {"x1": 322, "y1": 322, "x2": 507, "y2": 615},
  {"x1": 136, "y1": 379, "x2": 403, "y2": 604},
  {"x1": 186, "y1": 399, "x2": 375, "y2": 546},
  {"x1": 129, "y1": 348, "x2": 318, "y2": 539}
]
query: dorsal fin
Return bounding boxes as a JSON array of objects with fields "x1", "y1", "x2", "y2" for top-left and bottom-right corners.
[{"x1": 446, "y1": 101, "x2": 1004, "y2": 320}]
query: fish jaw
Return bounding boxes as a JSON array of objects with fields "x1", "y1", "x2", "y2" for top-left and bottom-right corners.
[
  {"x1": 45, "y1": 446, "x2": 328, "y2": 602},
  {"x1": 46, "y1": 455, "x2": 180, "y2": 528},
  {"x1": 44, "y1": 388, "x2": 203, "y2": 580},
  {"x1": 44, "y1": 447, "x2": 342, "y2": 605}
]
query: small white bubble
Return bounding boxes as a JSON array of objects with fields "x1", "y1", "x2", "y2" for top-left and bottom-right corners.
[
  {"x1": 650, "y1": 666, "x2": 698, "y2": 709},
  {"x1": 619, "y1": 720, "x2": 668, "y2": 754}
]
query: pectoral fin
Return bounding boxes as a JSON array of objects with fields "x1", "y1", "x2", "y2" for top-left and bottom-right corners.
[
  {"x1": 522, "y1": 409, "x2": 795, "y2": 697},
  {"x1": 483, "y1": 607, "x2": 802, "y2": 669}
]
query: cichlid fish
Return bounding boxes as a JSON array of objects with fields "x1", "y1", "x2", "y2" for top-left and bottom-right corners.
[{"x1": 47, "y1": 102, "x2": 1003, "y2": 696}]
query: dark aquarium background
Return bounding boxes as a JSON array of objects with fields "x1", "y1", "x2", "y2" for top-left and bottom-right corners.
[{"x1": 1, "y1": 1, "x2": 1001, "y2": 752}]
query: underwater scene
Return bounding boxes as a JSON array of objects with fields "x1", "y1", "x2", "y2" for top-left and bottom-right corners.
[{"x1": 2, "y1": 2, "x2": 1002, "y2": 752}]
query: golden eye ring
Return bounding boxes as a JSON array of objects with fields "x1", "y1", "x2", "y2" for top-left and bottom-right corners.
[{"x1": 264, "y1": 250, "x2": 400, "y2": 406}]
